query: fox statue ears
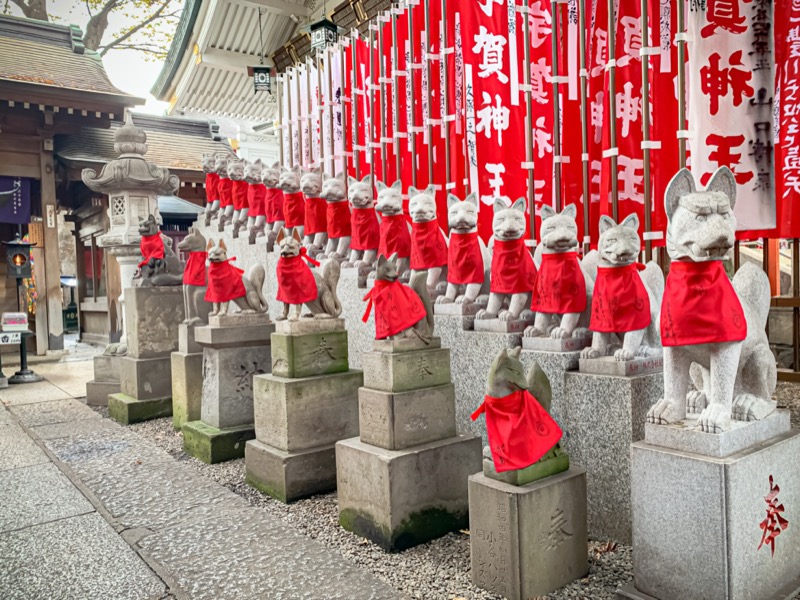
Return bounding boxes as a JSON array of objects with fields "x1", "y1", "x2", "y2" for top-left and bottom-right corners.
[
  {"x1": 407, "y1": 184, "x2": 436, "y2": 199},
  {"x1": 206, "y1": 237, "x2": 226, "y2": 252},
  {"x1": 492, "y1": 197, "x2": 527, "y2": 214},
  {"x1": 375, "y1": 178, "x2": 402, "y2": 193},
  {"x1": 540, "y1": 203, "x2": 577, "y2": 221},
  {"x1": 447, "y1": 193, "x2": 479, "y2": 208},
  {"x1": 276, "y1": 228, "x2": 303, "y2": 244},
  {"x1": 599, "y1": 213, "x2": 640, "y2": 235},
  {"x1": 665, "y1": 166, "x2": 737, "y2": 220}
]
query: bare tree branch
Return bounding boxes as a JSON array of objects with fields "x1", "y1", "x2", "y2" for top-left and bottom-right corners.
[{"x1": 97, "y1": 0, "x2": 170, "y2": 56}]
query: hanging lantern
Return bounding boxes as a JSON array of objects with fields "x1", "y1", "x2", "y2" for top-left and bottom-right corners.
[
  {"x1": 310, "y1": 18, "x2": 339, "y2": 53},
  {"x1": 3, "y1": 233, "x2": 35, "y2": 279}
]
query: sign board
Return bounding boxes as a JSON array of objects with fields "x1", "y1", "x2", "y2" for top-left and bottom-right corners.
[
  {"x1": 253, "y1": 66, "x2": 272, "y2": 93},
  {"x1": 0, "y1": 332, "x2": 21, "y2": 345}
]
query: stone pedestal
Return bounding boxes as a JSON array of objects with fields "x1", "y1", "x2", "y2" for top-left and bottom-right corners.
[
  {"x1": 108, "y1": 286, "x2": 184, "y2": 424},
  {"x1": 579, "y1": 355, "x2": 663, "y2": 377},
  {"x1": 468, "y1": 469, "x2": 588, "y2": 599},
  {"x1": 245, "y1": 319, "x2": 362, "y2": 501},
  {"x1": 184, "y1": 316, "x2": 273, "y2": 464},
  {"x1": 336, "y1": 338, "x2": 482, "y2": 551},
  {"x1": 86, "y1": 355, "x2": 121, "y2": 406},
  {"x1": 622, "y1": 413, "x2": 800, "y2": 600},
  {"x1": 434, "y1": 302, "x2": 481, "y2": 317},
  {"x1": 474, "y1": 318, "x2": 531, "y2": 334},
  {"x1": 562, "y1": 370, "x2": 662, "y2": 544},
  {"x1": 171, "y1": 324, "x2": 203, "y2": 430},
  {"x1": 522, "y1": 334, "x2": 592, "y2": 352}
]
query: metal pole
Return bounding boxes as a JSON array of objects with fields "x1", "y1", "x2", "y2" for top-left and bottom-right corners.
[
  {"x1": 287, "y1": 70, "x2": 296, "y2": 167},
  {"x1": 441, "y1": 0, "x2": 451, "y2": 187},
  {"x1": 277, "y1": 75, "x2": 285, "y2": 166},
  {"x1": 379, "y1": 15, "x2": 388, "y2": 176},
  {"x1": 351, "y1": 32, "x2": 361, "y2": 179},
  {"x1": 295, "y1": 67, "x2": 303, "y2": 168},
  {"x1": 677, "y1": 0, "x2": 687, "y2": 168},
  {"x1": 640, "y1": 0, "x2": 652, "y2": 262},
  {"x1": 317, "y1": 51, "x2": 325, "y2": 171},
  {"x1": 523, "y1": 2, "x2": 535, "y2": 240},
  {"x1": 550, "y1": 0, "x2": 563, "y2": 211},
  {"x1": 340, "y1": 43, "x2": 349, "y2": 194},
  {"x1": 326, "y1": 48, "x2": 335, "y2": 174},
  {"x1": 578, "y1": 0, "x2": 590, "y2": 252},
  {"x1": 408, "y1": 2, "x2": 418, "y2": 187},
  {"x1": 392, "y1": 8, "x2": 402, "y2": 179},
  {"x1": 369, "y1": 26, "x2": 376, "y2": 185},
  {"x1": 306, "y1": 59, "x2": 313, "y2": 168},
  {"x1": 607, "y1": 0, "x2": 619, "y2": 221},
  {"x1": 423, "y1": 0, "x2": 434, "y2": 182}
]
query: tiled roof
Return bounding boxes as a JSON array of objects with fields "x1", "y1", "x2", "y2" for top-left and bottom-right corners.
[
  {"x1": 56, "y1": 113, "x2": 235, "y2": 173},
  {"x1": 0, "y1": 15, "x2": 136, "y2": 100}
]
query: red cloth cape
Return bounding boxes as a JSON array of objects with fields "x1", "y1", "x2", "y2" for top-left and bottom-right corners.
[
  {"x1": 247, "y1": 183, "x2": 267, "y2": 217},
  {"x1": 304, "y1": 196, "x2": 328, "y2": 235},
  {"x1": 661, "y1": 260, "x2": 747, "y2": 346},
  {"x1": 266, "y1": 187, "x2": 284, "y2": 223},
  {"x1": 205, "y1": 172, "x2": 219, "y2": 203},
  {"x1": 351, "y1": 207, "x2": 380, "y2": 250},
  {"x1": 590, "y1": 264, "x2": 651, "y2": 333},
  {"x1": 183, "y1": 251, "x2": 207, "y2": 286},
  {"x1": 218, "y1": 177, "x2": 233, "y2": 208},
  {"x1": 362, "y1": 279, "x2": 427, "y2": 339},
  {"x1": 283, "y1": 191, "x2": 305, "y2": 228},
  {"x1": 379, "y1": 214, "x2": 411, "y2": 258},
  {"x1": 276, "y1": 248, "x2": 320, "y2": 304},
  {"x1": 205, "y1": 259, "x2": 246, "y2": 303},
  {"x1": 138, "y1": 233, "x2": 164, "y2": 268},
  {"x1": 471, "y1": 389, "x2": 563, "y2": 472},
  {"x1": 327, "y1": 201, "x2": 352, "y2": 238},
  {"x1": 232, "y1": 179, "x2": 249, "y2": 210},
  {"x1": 447, "y1": 232, "x2": 484, "y2": 285},
  {"x1": 531, "y1": 252, "x2": 587, "y2": 313},
  {"x1": 410, "y1": 219, "x2": 448, "y2": 270},
  {"x1": 490, "y1": 238, "x2": 537, "y2": 294}
]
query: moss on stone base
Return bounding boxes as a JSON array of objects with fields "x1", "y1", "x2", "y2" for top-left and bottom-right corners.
[
  {"x1": 339, "y1": 506, "x2": 468, "y2": 552},
  {"x1": 244, "y1": 472, "x2": 287, "y2": 503},
  {"x1": 182, "y1": 420, "x2": 255, "y2": 464},
  {"x1": 108, "y1": 393, "x2": 172, "y2": 425}
]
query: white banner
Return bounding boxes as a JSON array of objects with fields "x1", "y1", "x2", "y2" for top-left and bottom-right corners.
[
  {"x1": 290, "y1": 68, "x2": 301, "y2": 167},
  {"x1": 332, "y1": 46, "x2": 345, "y2": 175},
  {"x1": 299, "y1": 64, "x2": 311, "y2": 168},
  {"x1": 687, "y1": 0, "x2": 776, "y2": 231}
]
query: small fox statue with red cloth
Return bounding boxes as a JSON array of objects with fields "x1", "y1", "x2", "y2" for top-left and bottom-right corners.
[
  {"x1": 472, "y1": 347, "x2": 564, "y2": 474},
  {"x1": 275, "y1": 228, "x2": 342, "y2": 321},
  {"x1": 408, "y1": 185, "x2": 448, "y2": 296},
  {"x1": 136, "y1": 214, "x2": 182, "y2": 287},
  {"x1": 525, "y1": 204, "x2": 593, "y2": 340},
  {"x1": 253, "y1": 162, "x2": 283, "y2": 246},
  {"x1": 647, "y1": 167, "x2": 777, "y2": 433},
  {"x1": 177, "y1": 227, "x2": 211, "y2": 325},
  {"x1": 319, "y1": 172, "x2": 352, "y2": 260},
  {"x1": 204, "y1": 154, "x2": 229, "y2": 226},
  {"x1": 581, "y1": 213, "x2": 664, "y2": 362},
  {"x1": 300, "y1": 168, "x2": 328, "y2": 256},
  {"x1": 375, "y1": 180, "x2": 411, "y2": 280},
  {"x1": 344, "y1": 175, "x2": 379, "y2": 271},
  {"x1": 205, "y1": 239, "x2": 268, "y2": 317}
]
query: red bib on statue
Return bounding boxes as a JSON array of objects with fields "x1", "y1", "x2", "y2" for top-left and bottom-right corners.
[
  {"x1": 266, "y1": 188, "x2": 284, "y2": 223},
  {"x1": 490, "y1": 238, "x2": 537, "y2": 294},
  {"x1": 205, "y1": 260, "x2": 246, "y2": 303},
  {"x1": 362, "y1": 279, "x2": 427, "y2": 339},
  {"x1": 410, "y1": 220, "x2": 447, "y2": 270},
  {"x1": 304, "y1": 196, "x2": 327, "y2": 235},
  {"x1": 379, "y1": 215, "x2": 411, "y2": 258},
  {"x1": 531, "y1": 252, "x2": 586, "y2": 313},
  {"x1": 590, "y1": 264, "x2": 651, "y2": 333},
  {"x1": 327, "y1": 201, "x2": 352, "y2": 238},
  {"x1": 218, "y1": 178, "x2": 233, "y2": 208},
  {"x1": 183, "y1": 252, "x2": 207, "y2": 286},
  {"x1": 247, "y1": 184, "x2": 267, "y2": 217},
  {"x1": 138, "y1": 234, "x2": 164, "y2": 268},
  {"x1": 447, "y1": 232, "x2": 484, "y2": 285},
  {"x1": 283, "y1": 191, "x2": 305, "y2": 228},
  {"x1": 351, "y1": 208, "x2": 380, "y2": 250},
  {"x1": 471, "y1": 390, "x2": 563, "y2": 472},
  {"x1": 232, "y1": 180, "x2": 249, "y2": 210},
  {"x1": 205, "y1": 172, "x2": 219, "y2": 202},
  {"x1": 661, "y1": 260, "x2": 746, "y2": 346},
  {"x1": 276, "y1": 250, "x2": 319, "y2": 305}
]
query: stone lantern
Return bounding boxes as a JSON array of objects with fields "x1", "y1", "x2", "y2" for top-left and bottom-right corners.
[{"x1": 82, "y1": 112, "x2": 179, "y2": 348}]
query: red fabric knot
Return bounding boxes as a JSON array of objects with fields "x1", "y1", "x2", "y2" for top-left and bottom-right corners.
[
  {"x1": 327, "y1": 201, "x2": 352, "y2": 238},
  {"x1": 138, "y1": 233, "x2": 164, "y2": 268},
  {"x1": 661, "y1": 260, "x2": 747, "y2": 346},
  {"x1": 283, "y1": 191, "x2": 305, "y2": 228},
  {"x1": 183, "y1": 251, "x2": 207, "y2": 286},
  {"x1": 490, "y1": 238, "x2": 537, "y2": 294},
  {"x1": 410, "y1": 219, "x2": 448, "y2": 270},
  {"x1": 379, "y1": 214, "x2": 412, "y2": 259},
  {"x1": 590, "y1": 263, "x2": 651, "y2": 333},
  {"x1": 362, "y1": 279, "x2": 427, "y2": 339},
  {"x1": 531, "y1": 252, "x2": 587, "y2": 314},
  {"x1": 471, "y1": 389, "x2": 563, "y2": 472},
  {"x1": 205, "y1": 258, "x2": 246, "y2": 303},
  {"x1": 447, "y1": 231, "x2": 484, "y2": 285},
  {"x1": 276, "y1": 250, "x2": 318, "y2": 304},
  {"x1": 304, "y1": 196, "x2": 328, "y2": 235},
  {"x1": 351, "y1": 207, "x2": 380, "y2": 251}
]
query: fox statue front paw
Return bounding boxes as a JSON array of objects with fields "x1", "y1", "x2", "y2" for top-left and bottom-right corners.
[
  {"x1": 695, "y1": 403, "x2": 732, "y2": 433},
  {"x1": 647, "y1": 399, "x2": 686, "y2": 425},
  {"x1": 581, "y1": 347, "x2": 600, "y2": 359}
]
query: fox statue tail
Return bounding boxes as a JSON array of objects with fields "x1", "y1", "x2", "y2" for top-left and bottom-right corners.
[
  {"x1": 320, "y1": 259, "x2": 342, "y2": 317},
  {"x1": 246, "y1": 264, "x2": 268, "y2": 313},
  {"x1": 409, "y1": 270, "x2": 434, "y2": 341}
]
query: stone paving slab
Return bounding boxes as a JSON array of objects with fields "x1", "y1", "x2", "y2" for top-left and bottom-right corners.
[
  {"x1": 138, "y1": 506, "x2": 403, "y2": 600},
  {"x1": 0, "y1": 463, "x2": 94, "y2": 534},
  {"x1": 30, "y1": 417, "x2": 120, "y2": 441},
  {"x1": 0, "y1": 428, "x2": 49, "y2": 471},
  {"x1": 0, "y1": 380, "x2": 72, "y2": 406},
  {"x1": 10, "y1": 398, "x2": 100, "y2": 428},
  {"x1": 0, "y1": 513, "x2": 167, "y2": 600}
]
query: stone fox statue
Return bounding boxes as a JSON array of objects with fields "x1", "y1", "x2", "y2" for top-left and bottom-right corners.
[
  {"x1": 368, "y1": 253, "x2": 434, "y2": 344},
  {"x1": 177, "y1": 228, "x2": 211, "y2": 325},
  {"x1": 136, "y1": 214, "x2": 182, "y2": 287},
  {"x1": 647, "y1": 167, "x2": 777, "y2": 433},
  {"x1": 275, "y1": 227, "x2": 342, "y2": 321},
  {"x1": 205, "y1": 239, "x2": 268, "y2": 317},
  {"x1": 581, "y1": 213, "x2": 664, "y2": 361}
]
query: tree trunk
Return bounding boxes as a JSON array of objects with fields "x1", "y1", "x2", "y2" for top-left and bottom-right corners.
[
  {"x1": 82, "y1": 0, "x2": 119, "y2": 51},
  {"x1": 10, "y1": 0, "x2": 48, "y2": 21}
]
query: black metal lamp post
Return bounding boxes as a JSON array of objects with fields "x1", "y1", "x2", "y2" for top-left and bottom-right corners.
[{"x1": 2, "y1": 233, "x2": 42, "y2": 384}]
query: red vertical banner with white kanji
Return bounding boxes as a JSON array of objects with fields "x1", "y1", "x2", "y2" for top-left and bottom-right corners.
[
  {"x1": 775, "y1": 1, "x2": 800, "y2": 238},
  {"x1": 448, "y1": 6, "x2": 468, "y2": 201},
  {"x1": 342, "y1": 41, "x2": 357, "y2": 179},
  {"x1": 355, "y1": 36, "x2": 372, "y2": 179},
  {"x1": 586, "y1": 0, "x2": 609, "y2": 242},
  {"x1": 461, "y1": 0, "x2": 528, "y2": 242},
  {"x1": 687, "y1": 0, "x2": 776, "y2": 234},
  {"x1": 381, "y1": 13, "x2": 398, "y2": 188},
  {"x1": 411, "y1": 0, "x2": 430, "y2": 190}
]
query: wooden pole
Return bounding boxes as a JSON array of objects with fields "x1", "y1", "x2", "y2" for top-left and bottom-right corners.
[
  {"x1": 523, "y1": 2, "x2": 535, "y2": 240},
  {"x1": 607, "y1": 0, "x2": 619, "y2": 221},
  {"x1": 408, "y1": 2, "x2": 418, "y2": 187},
  {"x1": 440, "y1": 0, "x2": 451, "y2": 187},
  {"x1": 640, "y1": 0, "x2": 652, "y2": 261},
  {"x1": 423, "y1": 0, "x2": 434, "y2": 182},
  {"x1": 578, "y1": 0, "x2": 590, "y2": 252},
  {"x1": 392, "y1": 8, "x2": 402, "y2": 179},
  {"x1": 550, "y1": 0, "x2": 562, "y2": 211}
]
